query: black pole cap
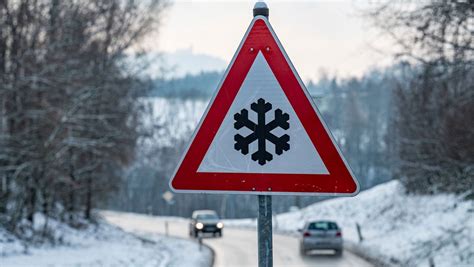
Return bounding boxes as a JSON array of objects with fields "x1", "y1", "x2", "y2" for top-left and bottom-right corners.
[{"x1": 253, "y1": 1, "x2": 269, "y2": 18}]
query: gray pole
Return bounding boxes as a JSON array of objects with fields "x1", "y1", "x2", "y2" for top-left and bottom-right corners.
[
  {"x1": 258, "y1": 195, "x2": 273, "y2": 267},
  {"x1": 253, "y1": 2, "x2": 273, "y2": 267}
]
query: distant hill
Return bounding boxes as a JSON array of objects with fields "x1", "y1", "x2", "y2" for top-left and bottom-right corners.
[
  {"x1": 149, "y1": 70, "x2": 330, "y2": 99},
  {"x1": 136, "y1": 48, "x2": 227, "y2": 79},
  {"x1": 149, "y1": 71, "x2": 223, "y2": 98},
  {"x1": 161, "y1": 48, "x2": 228, "y2": 77}
]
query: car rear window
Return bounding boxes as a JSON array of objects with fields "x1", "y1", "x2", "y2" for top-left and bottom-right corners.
[{"x1": 308, "y1": 222, "x2": 338, "y2": 230}]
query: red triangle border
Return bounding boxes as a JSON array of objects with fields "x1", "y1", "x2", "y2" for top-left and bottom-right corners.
[{"x1": 170, "y1": 17, "x2": 359, "y2": 195}]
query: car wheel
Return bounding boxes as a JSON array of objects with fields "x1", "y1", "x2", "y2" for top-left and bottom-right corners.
[
  {"x1": 335, "y1": 249, "x2": 343, "y2": 257},
  {"x1": 194, "y1": 231, "x2": 198, "y2": 238},
  {"x1": 218, "y1": 231, "x2": 222, "y2": 237}
]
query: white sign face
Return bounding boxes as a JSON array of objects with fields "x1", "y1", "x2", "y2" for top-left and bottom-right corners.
[
  {"x1": 198, "y1": 52, "x2": 329, "y2": 175},
  {"x1": 171, "y1": 16, "x2": 359, "y2": 195}
]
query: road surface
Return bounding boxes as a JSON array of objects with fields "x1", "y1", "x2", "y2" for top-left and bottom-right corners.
[{"x1": 103, "y1": 212, "x2": 373, "y2": 267}]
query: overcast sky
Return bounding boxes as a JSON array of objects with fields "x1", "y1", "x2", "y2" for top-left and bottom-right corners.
[{"x1": 143, "y1": 0, "x2": 395, "y2": 81}]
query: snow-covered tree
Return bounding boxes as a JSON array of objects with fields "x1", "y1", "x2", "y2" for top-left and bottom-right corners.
[{"x1": 0, "y1": 0, "x2": 167, "y2": 237}]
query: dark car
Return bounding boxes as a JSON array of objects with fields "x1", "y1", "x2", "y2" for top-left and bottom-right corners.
[
  {"x1": 299, "y1": 221, "x2": 343, "y2": 256},
  {"x1": 189, "y1": 210, "x2": 224, "y2": 238}
]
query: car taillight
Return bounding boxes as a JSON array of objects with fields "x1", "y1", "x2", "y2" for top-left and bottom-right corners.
[
  {"x1": 336, "y1": 231, "x2": 342, "y2": 237},
  {"x1": 303, "y1": 232, "x2": 311, "y2": 237}
]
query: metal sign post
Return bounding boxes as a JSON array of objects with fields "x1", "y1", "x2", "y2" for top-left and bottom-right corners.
[
  {"x1": 253, "y1": 2, "x2": 273, "y2": 267},
  {"x1": 258, "y1": 195, "x2": 273, "y2": 267},
  {"x1": 254, "y1": 3, "x2": 273, "y2": 267}
]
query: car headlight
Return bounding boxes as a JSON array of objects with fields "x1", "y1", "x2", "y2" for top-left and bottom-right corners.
[
  {"x1": 196, "y1": 222, "x2": 204, "y2": 230},
  {"x1": 217, "y1": 222, "x2": 224, "y2": 229}
]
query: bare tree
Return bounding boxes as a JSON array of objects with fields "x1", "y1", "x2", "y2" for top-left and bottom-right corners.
[
  {"x1": 369, "y1": 0, "x2": 474, "y2": 194},
  {"x1": 0, "y1": 0, "x2": 167, "y2": 238}
]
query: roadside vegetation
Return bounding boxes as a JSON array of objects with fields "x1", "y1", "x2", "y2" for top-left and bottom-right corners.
[{"x1": 0, "y1": 0, "x2": 167, "y2": 240}]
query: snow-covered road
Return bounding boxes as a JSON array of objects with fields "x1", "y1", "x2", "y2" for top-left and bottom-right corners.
[
  {"x1": 102, "y1": 211, "x2": 373, "y2": 267},
  {"x1": 201, "y1": 224, "x2": 373, "y2": 267}
]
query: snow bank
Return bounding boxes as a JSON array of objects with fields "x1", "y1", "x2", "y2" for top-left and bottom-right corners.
[
  {"x1": 1, "y1": 212, "x2": 211, "y2": 267},
  {"x1": 0, "y1": 227, "x2": 24, "y2": 257},
  {"x1": 226, "y1": 180, "x2": 473, "y2": 267},
  {"x1": 102, "y1": 211, "x2": 212, "y2": 267}
]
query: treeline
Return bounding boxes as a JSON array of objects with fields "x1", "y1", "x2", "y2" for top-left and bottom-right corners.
[
  {"x1": 0, "y1": 0, "x2": 166, "y2": 238},
  {"x1": 313, "y1": 69, "x2": 394, "y2": 189}
]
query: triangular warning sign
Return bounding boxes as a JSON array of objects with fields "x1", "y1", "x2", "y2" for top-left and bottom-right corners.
[{"x1": 170, "y1": 16, "x2": 359, "y2": 195}]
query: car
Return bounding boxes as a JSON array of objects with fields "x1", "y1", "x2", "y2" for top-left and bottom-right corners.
[
  {"x1": 298, "y1": 220, "x2": 343, "y2": 256},
  {"x1": 189, "y1": 210, "x2": 224, "y2": 238}
]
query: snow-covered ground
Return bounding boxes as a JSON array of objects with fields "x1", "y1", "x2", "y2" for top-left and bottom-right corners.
[
  {"x1": 226, "y1": 180, "x2": 473, "y2": 267},
  {"x1": 0, "y1": 213, "x2": 212, "y2": 267},
  {"x1": 101, "y1": 210, "x2": 213, "y2": 267}
]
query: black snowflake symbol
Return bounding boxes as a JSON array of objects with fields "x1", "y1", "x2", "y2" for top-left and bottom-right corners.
[{"x1": 233, "y1": 98, "x2": 290, "y2": 165}]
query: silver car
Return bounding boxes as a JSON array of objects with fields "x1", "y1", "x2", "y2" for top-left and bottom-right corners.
[
  {"x1": 299, "y1": 221, "x2": 343, "y2": 256},
  {"x1": 189, "y1": 210, "x2": 224, "y2": 238}
]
